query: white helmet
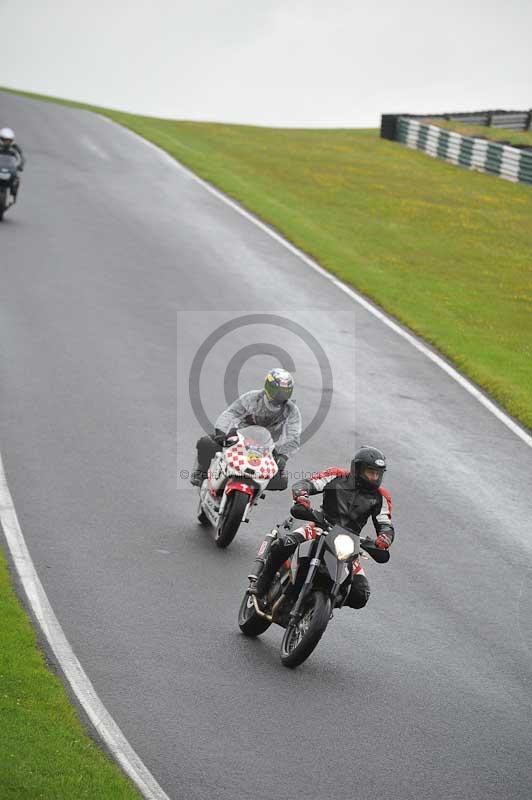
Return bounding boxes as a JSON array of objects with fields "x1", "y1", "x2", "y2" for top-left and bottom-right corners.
[{"x1": 0, "y1": 128, "x2": 15, "y2": 147}]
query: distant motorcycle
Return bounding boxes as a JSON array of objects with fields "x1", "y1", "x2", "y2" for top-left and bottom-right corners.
[
  {"x1": 0, "y1": 154, "x2": 19, "y2": 220},
  {"x1": 197, "y1": 425, "x2": 279, "y2": 548},
  {"x1": 238, "y1": 516, "x2": 389, "y2": 668}
]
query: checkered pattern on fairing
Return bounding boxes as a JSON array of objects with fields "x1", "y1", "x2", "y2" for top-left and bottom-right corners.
[
  {"x1": 224, "y1": 443, "x2": 278, "y2": 481},
  {"x1": 257, "y1": 455, "x2": 278, "y2": 480},
  {"x1": 224, "y1": 442, "x2": 248, "y2": 472}
]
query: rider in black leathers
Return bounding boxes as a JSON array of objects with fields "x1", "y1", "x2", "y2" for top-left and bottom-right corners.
[
  {"x1": 250, "y1": 446, "x2": 395, "y2": 609},
  {"x1": 0, "y1": 128, "x2": 25, "y2": 201}
]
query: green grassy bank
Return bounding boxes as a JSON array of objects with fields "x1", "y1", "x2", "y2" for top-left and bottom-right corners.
[{"x1": 0, "y1": 545, "x2": 141, "y2": 799}]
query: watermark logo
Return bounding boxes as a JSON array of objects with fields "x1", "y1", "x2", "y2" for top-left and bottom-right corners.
[{"x1": 188, "y1": 313, "x2": 333, "y2": 445}]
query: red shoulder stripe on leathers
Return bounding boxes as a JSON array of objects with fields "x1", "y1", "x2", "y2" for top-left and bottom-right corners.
[{"x1": 378, "y1": 486, "x2": 393, "y2": 516}]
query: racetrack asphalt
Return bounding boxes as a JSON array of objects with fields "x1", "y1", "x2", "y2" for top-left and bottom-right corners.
[{"x1": 1, "y1": 90, "x2": 531, "y2": 800}]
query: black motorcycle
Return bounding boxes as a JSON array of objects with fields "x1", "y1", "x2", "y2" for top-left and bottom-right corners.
[
  {"x1": 238, "y1": 517, "x2": 389, "y2": 668},
  {"x1": 0, "y1": 154, "x2": 19, "y2": 221}
]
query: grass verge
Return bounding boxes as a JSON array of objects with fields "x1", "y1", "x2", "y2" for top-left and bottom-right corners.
[
  {"x1": 2, "y1": 87, "x2": 531, "y2": 432},
  {"x1": 0, "y1": 543, "x2": 141, "y2": 799}
]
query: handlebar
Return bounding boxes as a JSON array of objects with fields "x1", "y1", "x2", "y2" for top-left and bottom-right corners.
[
  {"x1": 360, "y1": 537, "x2": 390, "y2": 563},
  {"x1": 287, "y1": 509, "x2": 390, "y2": 563}
]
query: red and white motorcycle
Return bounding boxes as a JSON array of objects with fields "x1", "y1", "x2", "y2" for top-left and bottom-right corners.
[{"x1": 197, "y1": 425, "x2": 278, "y2": 548}]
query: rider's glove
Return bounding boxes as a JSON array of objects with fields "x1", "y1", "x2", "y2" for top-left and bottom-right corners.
[
  {"x1": 375, "y1": 533, "x2": 391, "y2": 550},
  {"x1": 293, "y1": 491, "x2": 311, "y2": 510},
  {"x1": 225, "y1": 428, "x2": 239, "y2": 445},
  {"x1": 213, "y1": 428, "x2": 227, "y2": 446}
]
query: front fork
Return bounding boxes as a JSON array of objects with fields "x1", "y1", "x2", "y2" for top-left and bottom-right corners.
[{"x1": 289, "y1": 536, "x2": 326, "y2": 624}]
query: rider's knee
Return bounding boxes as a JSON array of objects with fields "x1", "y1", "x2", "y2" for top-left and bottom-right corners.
[
  {"x1": 197, "y1": 434, "x2": 218, "y2": 456},
  {"x1": 275, "y1": 530, "x2": 304, "y2": 556},
  {"x1": 267, "y1": 472, "x2": 288, "y2": 491},
  {"x1": 346, "y1": 576, "x2": 371, "y2": 609}
]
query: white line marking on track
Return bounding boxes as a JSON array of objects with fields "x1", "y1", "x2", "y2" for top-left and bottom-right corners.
[
  {"x1": 105, "y1": 114, "x2": 532, "y2": 449},
  {"x1": 0, "y1": 453, "x2": 171, "y2": 800},
  {"x1": 81, "y1": 135, "x2": 110, "y2": 160}
]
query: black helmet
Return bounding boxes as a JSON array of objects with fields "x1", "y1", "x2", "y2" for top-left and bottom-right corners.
[{"x1": 351, "y1": 445, "x2": 387, "y2": 489}]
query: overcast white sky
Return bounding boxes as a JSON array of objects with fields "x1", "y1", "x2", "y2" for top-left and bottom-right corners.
[{"x1": 1, "y1": 0, "x2": 530, "y2": 127}]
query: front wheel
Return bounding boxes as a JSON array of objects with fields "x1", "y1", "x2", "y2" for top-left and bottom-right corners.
[
  {"x1": 238, "y1": 591, "x2": 271, "y2": 636},
  {"x1": 196, "y1": 494, "x2": 209, "y2": 526},
  {"x1": 215, "y1": 490, "x2": 250, "y2": 548},
  {"x1": 280, "y1": 591, "x2": 331, "y2": 668},
  {"x1": 0, "y1": 190, "x2": 5, "y2": 221}
]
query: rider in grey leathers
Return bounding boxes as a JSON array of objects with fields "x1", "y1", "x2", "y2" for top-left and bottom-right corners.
[{"x1": 190, "y1": 368, "x2": 301, "y2": 491}]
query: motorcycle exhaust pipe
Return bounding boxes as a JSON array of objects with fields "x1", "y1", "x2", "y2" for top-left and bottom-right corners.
[
  {"x1": 251, "y1": 595, "x2": 273, "y2": 621},
  {"x1": 251, "y1": 592, "x2": 286, "y2": 622}
]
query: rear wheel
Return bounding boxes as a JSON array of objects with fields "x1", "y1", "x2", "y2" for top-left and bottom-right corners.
[
  {"x1": 0, "y1": 190, "x2": 5, "y2": 220},
  {"x1": 215, "y1": 491, "x2": 249, "y2": 548},
  {"x1": 238, "y1": 591, "x2": 271, "y2": 636},
  {"x1": 280, "y1": 591, "x2": 331, "y2": 668}
]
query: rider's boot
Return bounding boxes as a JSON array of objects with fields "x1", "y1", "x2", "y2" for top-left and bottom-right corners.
[
  {"x1": 189, "y1": 456, "x2": 206, "y2": 487},
  {"x1": 249, "y1": 556, "x2": 277, "y2": 605},
  {"x1": 249, "y1": 541, "x2": 286, "y2": 606},
  {"x1": 248, "y1": 530, "x2": 278, "y2": 583}
]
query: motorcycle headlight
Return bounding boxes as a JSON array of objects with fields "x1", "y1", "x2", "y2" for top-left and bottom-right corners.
[{"x1": 334, "y1": 534, "x2": 356, "y2": 561}]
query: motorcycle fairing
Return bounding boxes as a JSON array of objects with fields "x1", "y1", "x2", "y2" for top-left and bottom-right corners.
[
  {"x1": 324, "y1": 525, "x2": 361, "y2": 558},
  {"x1": 323, "y1": 549, "x2": 350, "y2": 585},
  {"x1": 223, "y1": 426, "x2": 278, "y2": 481},
  {"x1": 290, "y1": 539, "x2": 314, "y2": 585}
]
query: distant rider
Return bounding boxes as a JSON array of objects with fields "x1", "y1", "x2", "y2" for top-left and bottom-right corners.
[
  {"x1": 0, "y1": 128, "x2": 25, "y2": 201},
  {"x1": 250, "y1": 446, "x2": 395, "y2": 609},
  {"x1": 190, "y1": 368, "x2": 301, "y2": 491}
]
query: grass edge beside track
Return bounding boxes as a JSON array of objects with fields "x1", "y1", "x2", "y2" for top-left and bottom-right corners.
[{"x1": 0, "y1": 536, "x2": 142, "y2": 798}]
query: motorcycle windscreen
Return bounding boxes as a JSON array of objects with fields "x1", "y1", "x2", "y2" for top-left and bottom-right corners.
[{"x1": 237, "y1": 425, "x2": 274, "y2": 455}]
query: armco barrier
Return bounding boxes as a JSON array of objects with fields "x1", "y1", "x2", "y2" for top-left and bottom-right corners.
[
  {"x1": 388, "y1": 109, "x2": 532, "y2": 132},
  {"x1": 390, "y1": 117, "x2": 532, "y2": 186},
  {"x1": 428, "y1": 109, "x2": 532, "y2": 131}
]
